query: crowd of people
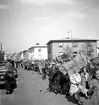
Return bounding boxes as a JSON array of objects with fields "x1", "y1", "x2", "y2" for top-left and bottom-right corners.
[{"x1": 15, "y1": 57, "x2": 99, "y2": 105}]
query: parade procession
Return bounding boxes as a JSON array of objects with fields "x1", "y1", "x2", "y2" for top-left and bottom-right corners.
[
  {"x1": 10, "y1": 43, "x2": 99, "y2": 105},
  {"x1": 0, "y1": 0, "x2": 99, "y2": 105}
]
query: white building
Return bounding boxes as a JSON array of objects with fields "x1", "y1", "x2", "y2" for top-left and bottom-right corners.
[
  {"x1": 28, "y1": 45, "x2": 48, "y2": 60},
  {"x1": 4, "y1": 54, "x2": 7, "y2": 60},
  {"x1": 17, "y1": 51, "x2": 24, "y2": 61}
]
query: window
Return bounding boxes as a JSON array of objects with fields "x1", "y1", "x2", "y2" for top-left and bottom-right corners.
[
  {"x1": 73, "y1": 52, "x2": 78, "y2": 54},
  {"x1": 73, "y1": 42, "x2": 78, "y2": 47},
  {"x1": 73, "y1": 52, "x2": 78, "y2": 57},
  {"x1": 59, "y1": 43, "x2": 63, "y2": 47},
  {"x1": 38, "y1": 48, "x2": 41, "y2": 52}
]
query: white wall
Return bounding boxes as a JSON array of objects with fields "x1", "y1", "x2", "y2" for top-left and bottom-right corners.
[
  {"x1": 34, "y1": 47, "x2": 48, "y2": 60},
  {"x1": 29, "y1": 53, "x2": 34, "y2": 60}
]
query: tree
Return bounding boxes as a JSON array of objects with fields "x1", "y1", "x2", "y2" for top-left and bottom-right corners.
[
  {"x1": 60, "y1": 45, "x2": 73, "y2": 61},
  {"x1": 0, "y1": 51, "x2": 5, "y2": 61},
  {"x1": 80, "y1": 42, "x2": 94, "y2": 59}
]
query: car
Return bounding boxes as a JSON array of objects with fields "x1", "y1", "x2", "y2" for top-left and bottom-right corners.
[
  {"x1": 0, "y1": 61, "x2": 18, "y2": 86},
  {"x1": 0, "y1": 61, "x2": 6, "y2": 85}
]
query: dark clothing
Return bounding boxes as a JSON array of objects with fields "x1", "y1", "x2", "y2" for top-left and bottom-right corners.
[
  {"x1": 5, "y1": 70, "x2": 16, "y2": 93},
  {"x1": 5, "y1": 71, "x2": 15, "y2": 82}
]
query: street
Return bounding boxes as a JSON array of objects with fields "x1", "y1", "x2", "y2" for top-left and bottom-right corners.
[{"x1": 0, "y1": 68, "x2": 83, "y2": 105}]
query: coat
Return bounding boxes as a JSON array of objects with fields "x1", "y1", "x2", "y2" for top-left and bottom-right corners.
[
  {"x1": 84, "y1": 79, "x2": 99, "y2": 105},
  {"x1": 89, "y1": 79, "x2": 99, "y2": 105}
]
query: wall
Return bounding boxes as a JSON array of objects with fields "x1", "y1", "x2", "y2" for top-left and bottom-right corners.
[
  {"x1": 49, "y1": 40, "x2": 97, "y2": 60},
  {"x1": 23, "y1": 51, "x2": 29, "y2": 61},
  {"x1": 33, "y1": 47, "x2": 48, "y2": 60}
]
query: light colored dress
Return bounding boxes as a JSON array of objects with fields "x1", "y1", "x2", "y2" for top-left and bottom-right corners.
[{"x1": 69, "y1": 73, "x2": 81, "y2": 95}]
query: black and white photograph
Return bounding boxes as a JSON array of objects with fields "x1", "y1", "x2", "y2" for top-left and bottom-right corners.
[{"x1": 0, "y1": 0, "x2": 99, "y2": 105}]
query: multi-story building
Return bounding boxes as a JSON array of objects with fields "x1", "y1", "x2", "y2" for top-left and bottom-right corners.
[
  {"x1": 28, "y1": 44, "x2": 48, "y2": 60},
  {"x1": 23, "y1": 50, "x2": 29, "y2": 61},
  {"x1": 47, "y1": 38, "x2": 98, "y2": 60}
]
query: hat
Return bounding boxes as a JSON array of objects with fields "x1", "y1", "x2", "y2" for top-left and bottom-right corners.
[{"x1": 96, "y1": 70, "x2": 99, "y2": 74}]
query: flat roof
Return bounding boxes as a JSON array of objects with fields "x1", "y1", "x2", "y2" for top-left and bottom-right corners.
[{"x1": 47, "y1": 38, "x2": 98, "y2": 44}]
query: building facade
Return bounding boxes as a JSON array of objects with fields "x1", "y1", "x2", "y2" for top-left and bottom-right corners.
[
  {"x1": 28, "y1": 45, "x2": 48, "y2": 60},
  {"x1": 23, "y1": 50, "x2": 29, "y2": 61},
  {"x1": 17, "y1": 51, "x2": 24, "y2": 61},
  {"x1": 47, "y1": 38, "x2": 98, "y2": 60}
]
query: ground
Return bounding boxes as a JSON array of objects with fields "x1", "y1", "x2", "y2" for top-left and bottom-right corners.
[{"x1": 0, "y1": 68, "x2": 90, "y2": 105}]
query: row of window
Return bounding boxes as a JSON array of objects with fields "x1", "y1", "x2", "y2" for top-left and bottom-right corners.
[
  {"x1": 29, "y1": 48, "x2": 42, "y2": 53},
  {"x1": 59, "y1": 42, "x2": 78, "y2": 47}
]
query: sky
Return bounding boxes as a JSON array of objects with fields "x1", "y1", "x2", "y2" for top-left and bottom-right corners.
[{"x1": 0, "y1": 0, "x2": 99, "y2": 53}]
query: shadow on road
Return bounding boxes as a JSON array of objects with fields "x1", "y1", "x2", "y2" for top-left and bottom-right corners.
[{"x1": 65, "y1": 95, "x2": 78, "y2": 104}]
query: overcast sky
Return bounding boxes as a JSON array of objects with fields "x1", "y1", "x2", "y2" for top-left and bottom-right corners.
[{"x1": 0, "y1": 0, "x2": 99, "y2": 53}]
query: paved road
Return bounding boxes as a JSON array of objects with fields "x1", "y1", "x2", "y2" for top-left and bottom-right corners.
[{"x1": 0, "y1": 68, "x2": 88, "y2": 105}]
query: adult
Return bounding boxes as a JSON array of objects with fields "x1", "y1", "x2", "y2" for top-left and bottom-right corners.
[{"x1": 87, "y1": 70, "x2": 99, "y2": 105}]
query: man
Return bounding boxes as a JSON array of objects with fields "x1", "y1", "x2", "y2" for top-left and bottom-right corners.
[
  {"x1": 5, "y1": 59, "x2": 16, "y2": 94},
  {"x1": 48, "y1": 62, "x2": 57, "y2": 91},
  {"x1": 5, "y1": 59, "x2": 13, "y2": 71}
]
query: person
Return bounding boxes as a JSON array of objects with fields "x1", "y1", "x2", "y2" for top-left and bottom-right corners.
[
  {"x1": 81, "y1": 67, "x2": 90, "y2": 96},
  {"x1": 5, "y1": 59, "x2": 16, "y2": 94},
  {"x1": 48, "y1": 62, "x2": 57, "y2": 91},
  {"x1": 5, "y1": 59, "x2": 13, "y2": 71},
  {"x1": 69, "y1": 71, "x2": 89, "y2": 105},
  {"x1": 69, "y1": 72, "x2": 81, "y2": 96},
  {"x1": 87, "y1": 70, "x2": 99, "y2": 105}
]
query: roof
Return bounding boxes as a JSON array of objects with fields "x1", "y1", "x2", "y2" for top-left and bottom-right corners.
[
  {"x1": 28, "y1": 45, "x2": 47, "y2": 50},
  {"x1": 47, "y1": 38, "x2": 98, "y2": 45},
  {"x1": 23, "y1": 50, "x2": 29, "y2": 53}
]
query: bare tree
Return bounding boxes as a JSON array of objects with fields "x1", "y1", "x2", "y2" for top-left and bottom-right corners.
[
  {"x1": 80, "y1": 42, "x2": 94, "y2": 59},
  {"x1": 61, "y1": 45, "x2": 73, "y2": 61}
]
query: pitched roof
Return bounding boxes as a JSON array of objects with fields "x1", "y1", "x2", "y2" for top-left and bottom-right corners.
[{"x1": 28, "y1": 45, "x2": 47, "y2": 50}]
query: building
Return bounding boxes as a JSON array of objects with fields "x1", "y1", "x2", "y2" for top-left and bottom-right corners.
[
  {"x1": 23, "y1": 50, "x2": 29, "y2": 61},
  {"x1": 4, "y1": 54, "x2": 7, "y2": 60},
  {"x1": 28, "y1": 44, "x2": 48, "y2": 60},
  {"x1": 97, "y1": 47, "x2": 99, "y2": 56},
  {"x1": 47, "y1": 38, "x2": 98, "y2": 60},
  {"x1": 17, "y1": 51, "x2": 24, "y2": 61},
  {"x1": 11, "y1": 53, "x2": 18, "y2": 61}
]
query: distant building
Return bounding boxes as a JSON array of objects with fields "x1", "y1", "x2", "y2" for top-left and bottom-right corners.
[
  {"x1": 47, "y1": 38, "x2": 98, "y2": 60},
  {"x1": 23, "y1": 50, "x2": 29, "y2": 61},
  {"x1": 28, "y1": 44, "x2": 48, "y2": 60},
  {"x1": 17, "y1": 51, "x2": 24, "y2": 61},
  {"x1": 11, "y1": 53, "x2": 18, "y2": 61},
  {"x1": 4, "y1": 54, "x2": 7, "y2": 60}
]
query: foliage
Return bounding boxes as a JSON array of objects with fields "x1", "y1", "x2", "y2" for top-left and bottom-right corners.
[
  {"x1": 80, "y1": 42, "x2": 94, "y2": 59},
  {"x1": 60, "y1": 45, "x2": 73, "y2": 61},
  {"x1": 0, "y1": 51, "x2": 5, "y2": 61}
]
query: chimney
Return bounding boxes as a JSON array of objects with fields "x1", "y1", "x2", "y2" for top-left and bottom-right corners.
[
  {"x1": 36, "y1": 43, "x2": 39, "y2": 45},
  {"x1": 66, "y1": 37, "x2": 70, "y2": 39}
]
